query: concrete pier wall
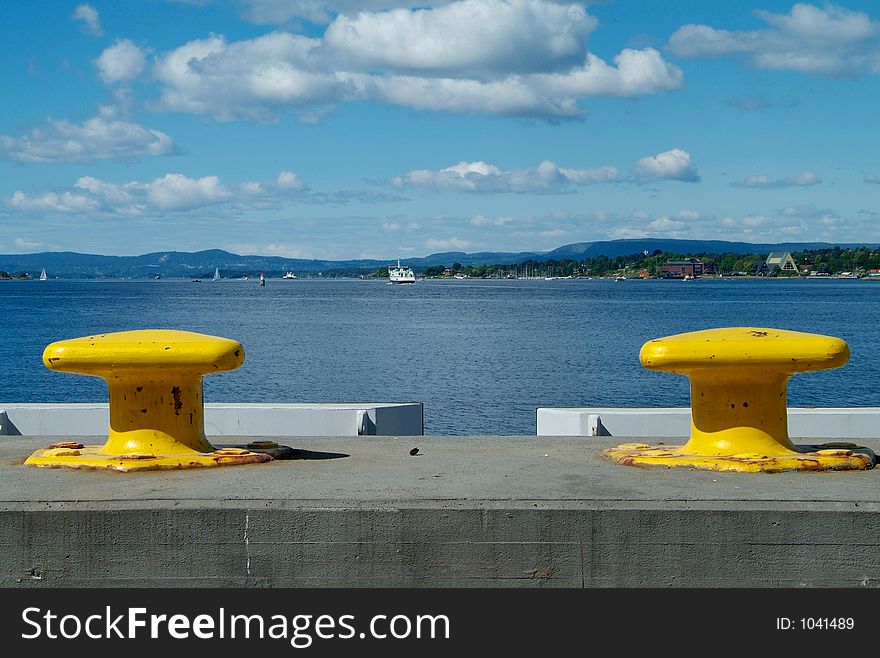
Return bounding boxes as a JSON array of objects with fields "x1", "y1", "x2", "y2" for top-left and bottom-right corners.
[{"x1": 1, "y1": 435, "x2": 877, "y2": 588}]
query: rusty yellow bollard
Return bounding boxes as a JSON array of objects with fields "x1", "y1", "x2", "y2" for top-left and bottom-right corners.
[
  {"x1": 26, "y1": 329, "x2": 276, "y2": 472},
  {"x1": 604, "y1": 327, "x2": 875, "y2": 472}
]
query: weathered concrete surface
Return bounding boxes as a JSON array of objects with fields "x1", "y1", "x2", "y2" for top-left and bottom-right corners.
[{"x1": 1, "y1": 435, "x2": 879, "y2": 588}]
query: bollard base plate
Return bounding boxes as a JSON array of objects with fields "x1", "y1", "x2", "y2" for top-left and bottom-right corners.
[
  {"x1": 603, "y1": 442, "x2": 875, "y2": 473},
  {"x1": 24, "y1": 443, "x2": 273, "y2": 472}
]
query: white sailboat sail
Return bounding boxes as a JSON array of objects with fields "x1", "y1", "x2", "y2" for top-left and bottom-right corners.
[
  {"x1": 39, "y1": 268, "x2": 47, "y2": 281},
  {"x1": 213, "y1": 267, "x2": 220, "y2": 281}
]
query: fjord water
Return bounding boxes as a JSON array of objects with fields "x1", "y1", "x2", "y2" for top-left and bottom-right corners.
[{"x1": 2, "y1": 278, "x2": 879, "y2": 435}]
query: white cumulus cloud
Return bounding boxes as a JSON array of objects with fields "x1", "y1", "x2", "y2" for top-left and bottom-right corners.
[
  {"x1": 14, "y1": 237, "x2": 60, "y2": 252},
  {"x1": 426, "y1": 237, "x2": 471, "y2": 250},
  {"x1": 275, "y1": 171, "x2": 306, "y2": 190},
  {"x1": 531, "y1": 47, "x2": 682, "y2": 97},
  {"x1": 632, "y1": 148, "x2": 700, "y2": 182},
  {"x1": 668, "y1": 3, "x2": 880, "y2": 77},
  {"x1": 143, "y1": 173, "x2": 230, "y2": 211},
  {"x1": 235, "y1": 0, "x2": 578, "y2": 25},
  {"x1": 4, "y1": 171, "x2": 311, "y2": 217},
  {"x1": 72, "y1": 4, "x2": 103, "y2": 37},
  {"x1": 3, "y1": 170, "x2": 398, "y2": 217},
  {"x1": 95, "y1": 39, "x2": 148, "y2": 84},
  {"x1": 470, "y1": 214, "x2": 515, "y2": 226},
  {"x1": 391, "y1": 150, "x2": 700, "y2": 191},
  {"x1": 0, "y1": 112, "x2": 177, "y2": 163},
  {"x1": 324, "y1": 0, "x2": 596, "y2": 76},
  {"x1": 647, "y1": 217, "x2": 688, "y2": 233},
  {"x1": 152, "y1": 32, "x2": 345, "y2": 121},
  {"x1": 232, "y1": 242, "x2": 315, "y2": 258},
  {"x1": 390, "y1": 159, "x2": 620, "y2": 192},
  {"x1": 731, "y1": 171, "x2": 821, "y2": 188},
  {"x1": 6, "y1": 190, "x2": 101, "y2": 214},
  {"x1": 150, "y1": 1, "x2": 682, "y2": 121}
]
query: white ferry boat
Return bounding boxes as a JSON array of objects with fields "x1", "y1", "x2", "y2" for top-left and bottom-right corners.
[
  {"x1": 282, "y1": 271, "x2": 297, "y2": 279},
  {"x1": 388, "y1": 260, "x2": 416, "y2": 284}
]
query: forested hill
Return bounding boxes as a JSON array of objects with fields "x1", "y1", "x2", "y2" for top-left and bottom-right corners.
[{"x1": 0, "y1": 239, "x2": 871, "y2": 278}]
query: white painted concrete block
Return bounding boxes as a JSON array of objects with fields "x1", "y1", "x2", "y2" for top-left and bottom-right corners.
[
  {"x1": 0, "y1": 402, "x2": 423, "y2": 437},
  {"x1": 537, "y1": 406, "x2": 880, "y2": 439}
]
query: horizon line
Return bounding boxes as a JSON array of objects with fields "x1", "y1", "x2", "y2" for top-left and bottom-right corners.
[{"x1": 1, "y1": 237, "x2": 877, "y2": 262}]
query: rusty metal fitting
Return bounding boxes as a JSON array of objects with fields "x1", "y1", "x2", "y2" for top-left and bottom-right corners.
[
  {"x1": 604, "y1": 327, "x2": 876, "y2": 473},
  {"x1": 25, "y1": 329, "x2": 282, "y2": 472}
]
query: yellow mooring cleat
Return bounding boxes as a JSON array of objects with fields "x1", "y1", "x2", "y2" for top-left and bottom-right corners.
[
  {"x1": 603, "y1": 327, "x2": 876, "y2": 473},
  {"x1": 26, "y1": 329, "x2": 289, "y2": 472}
]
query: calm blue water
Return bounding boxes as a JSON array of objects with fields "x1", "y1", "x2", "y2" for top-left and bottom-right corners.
[{"x1": 2, "y1": 278, "x2": 879, "y2": 435}]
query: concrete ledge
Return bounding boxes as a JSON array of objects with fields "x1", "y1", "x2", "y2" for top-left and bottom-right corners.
[
  {"x1": 537, "y1": 406, "x2": 880, "y2": 439},
  {"x1": 1, "y1": 435, "x2": 878, "y2": 587},
  {"x1": 0, "y1": 402, "x2": 423, "y2": 437}
]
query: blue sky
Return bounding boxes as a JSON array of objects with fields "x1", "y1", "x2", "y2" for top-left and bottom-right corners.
[{"x1": 0, "y1": 0, "x2": 878, "y2": 259}]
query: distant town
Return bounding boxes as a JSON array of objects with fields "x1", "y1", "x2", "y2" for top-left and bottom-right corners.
[{"x1": 370, "y1": 247, "x2": 880, "y2": 281}]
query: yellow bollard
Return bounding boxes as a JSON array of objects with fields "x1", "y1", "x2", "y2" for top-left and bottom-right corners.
[
  {"x1": 604, "y1": 327, "x2": 875, "y2": 472},
  {"x1": 26, "y1": 329, "x2": 281, "y2": 472}
]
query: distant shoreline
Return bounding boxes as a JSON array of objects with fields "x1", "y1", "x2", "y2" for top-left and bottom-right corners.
[{"x1": 2, "y1": 274, "x2": 875, "y2": 282}]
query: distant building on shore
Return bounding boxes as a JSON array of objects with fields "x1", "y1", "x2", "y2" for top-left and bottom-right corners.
[
  {"x1": 758, "y1": 252, "x2": 797, "y2": 275},
  {"x1": 661, "y1": 259, "x2": 704, "y2": 279}
]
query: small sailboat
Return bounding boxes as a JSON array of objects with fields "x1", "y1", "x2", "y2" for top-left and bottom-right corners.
[
  {"x1": 212, "y1": 267, "x2": 220, "y2": 281},
  {"x1": 39, "y1": 268, "x2": 47, "y2": 281},
  {"x1": 259, "y1": 272, "x2": 266, "y2": 286}
]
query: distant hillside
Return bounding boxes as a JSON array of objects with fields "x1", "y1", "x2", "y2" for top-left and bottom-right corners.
[
  {"x1": 0, "y1": 249, "x2": 387, "y2": 279},
  {"x1": 0, "y1": 239, "x2": 874, "y2": 279}
]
